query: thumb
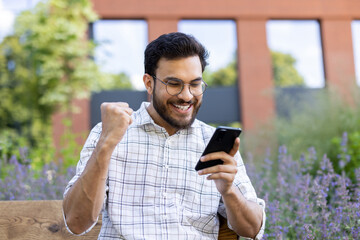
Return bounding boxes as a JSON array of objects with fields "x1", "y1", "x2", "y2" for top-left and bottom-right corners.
[{"x1": 229, "y1": 137, "x2": 240, "y2": 157}]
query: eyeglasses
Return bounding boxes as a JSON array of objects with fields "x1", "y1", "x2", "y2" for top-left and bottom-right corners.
[{"x1": 152, "y1": 76, "x2": 207, "y2": 97}]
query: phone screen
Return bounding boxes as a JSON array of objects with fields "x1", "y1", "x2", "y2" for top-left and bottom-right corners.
[{"x1": 195, "y1": 126, "x2": 241, "y2": 171}]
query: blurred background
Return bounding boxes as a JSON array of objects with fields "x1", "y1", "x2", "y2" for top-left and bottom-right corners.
[{"x1": 1, "y1": 0, "x2": 360, "y2": 238}]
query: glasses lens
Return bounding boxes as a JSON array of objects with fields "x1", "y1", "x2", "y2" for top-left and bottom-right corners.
[
  {"x1": 166, "y1": 79, "x2": 183, "y2": 96},
  {"x1": 163, "y1": 78, "x2": 206, "y2": 96},
  {"x1": 190, "y1": 81, "x2": 206, "y2": 96}
]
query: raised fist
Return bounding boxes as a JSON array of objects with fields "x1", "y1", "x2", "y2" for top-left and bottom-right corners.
[{"x1": 100, "y1": 102, "x2": 133, "y2": 145}]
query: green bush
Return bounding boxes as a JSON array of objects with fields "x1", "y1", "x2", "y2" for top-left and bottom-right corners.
[
  {"x1": 276, "y1": 90, "x2": 360, "y2": 157},
  {"x1": 0, "y1": 119, "x2": 84, "y2": 179},
  {"x1": 329, "y1": 131, "x2": 360, "y2": 182},
  {"x1": 242, "y1": 88, "x2": 360, "y2": 182}
]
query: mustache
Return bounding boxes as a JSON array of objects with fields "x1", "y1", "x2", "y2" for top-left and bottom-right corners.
[{"x1": 171, "y1": 99, "x2": 196, "y2": 105}]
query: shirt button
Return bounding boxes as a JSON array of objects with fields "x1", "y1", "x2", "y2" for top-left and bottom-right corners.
[
  {"x1": 164, "y1": 164, "x2": 169, "y2": 169},
  {"x1": 163, "y1": 192, "x2": 167, "y2": 198}
]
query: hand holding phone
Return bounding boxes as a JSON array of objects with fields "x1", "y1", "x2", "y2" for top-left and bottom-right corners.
[{"x1": 195, "y1": 126, "x2": 242, "y2": 171}]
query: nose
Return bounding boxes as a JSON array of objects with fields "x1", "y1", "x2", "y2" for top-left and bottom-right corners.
[{"x1": 177, "y1": 84, "x2": 193, "y2": 102}]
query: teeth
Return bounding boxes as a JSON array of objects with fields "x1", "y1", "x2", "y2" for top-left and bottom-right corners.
[{"x1": 174, "y1": 104, "x2": 190, "y2": 111}]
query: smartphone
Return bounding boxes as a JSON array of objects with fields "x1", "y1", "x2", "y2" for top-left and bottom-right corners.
[{"x1": 195, "y1": 126, "x2": 242, "y2": 171}]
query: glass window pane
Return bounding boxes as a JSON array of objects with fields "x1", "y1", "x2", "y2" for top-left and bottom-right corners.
[
  {"x1": 93, "y1": 20, "x2": 147, "y2": 90},
  {"x1": 178, "y1": 20, "x2": 238, "y2": 86},
  {"x1": 266, "y1": 20, "x2": 325, "y2": 88},
  {"x1": 352, "y1": 20, "x2": 360, "y2": 86}
]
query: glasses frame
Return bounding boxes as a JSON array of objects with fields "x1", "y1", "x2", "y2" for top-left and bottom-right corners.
[{"x1": 152, "y1": 75, "x2": 207, "y2": 97}]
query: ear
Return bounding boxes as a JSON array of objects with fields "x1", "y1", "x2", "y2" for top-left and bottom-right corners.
[{"x1": 143, "y1": 74, "x2": 153, "y2": 95}]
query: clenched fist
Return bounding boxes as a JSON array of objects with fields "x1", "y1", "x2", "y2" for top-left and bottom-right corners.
[{"x1": 100, "y1": 102, "x2": 133, "y2": 145}]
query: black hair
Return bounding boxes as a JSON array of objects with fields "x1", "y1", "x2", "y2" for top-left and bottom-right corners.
[{"x1": 144, "y1": 32, "x2": 209, "y2": 77}]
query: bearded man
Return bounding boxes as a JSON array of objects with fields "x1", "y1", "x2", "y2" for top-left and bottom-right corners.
[{"x1": 63, "y1": 32, "x2": 265, "y2": 240}]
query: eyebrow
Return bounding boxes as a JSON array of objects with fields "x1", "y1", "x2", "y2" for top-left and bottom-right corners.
[{"x1": 164, "y1": 76, "x2": 203, "y2": 82}]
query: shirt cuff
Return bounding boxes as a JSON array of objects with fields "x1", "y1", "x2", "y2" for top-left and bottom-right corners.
[
  {"x1": 62, "y1": 207, "x2": 99, "y2": 236},
  {"x1": 230, "y1": 198, "x2": 266, "y2": 240},
  {"x1": 254, "y1": 200, "x2": 266, "y2": 239}
]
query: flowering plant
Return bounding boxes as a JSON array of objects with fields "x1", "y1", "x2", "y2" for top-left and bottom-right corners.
[
  {"x1": 1, "y1": 133, "x2": 359, "y2": 239},
  {"x1": 0, "y1": 147, "x2": 74, "y2": 200},
  {"x1": 246, "y1": 142, "x2": 360, "y2": 239}
]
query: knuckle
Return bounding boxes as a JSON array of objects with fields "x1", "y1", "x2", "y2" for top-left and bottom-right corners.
[
  {"x1": 105, "y1": 103, "x2": 116, "y2": 112},
  {"x1": 219, "y1": 165, "x2": 226, "y2": 172},
  {"x1": 113, "y1": 108, "x2": 121, "y2": 115},
  {"x1": 118, "y1": 102, "x2": 129, "y2": 107},
  {"x1": 116, "y1": 109, "x2": 127, "y2": 118},
  {"x1": 120, "y1": 111, "x2": 130, "y2": 121},
  {"x1": 100, "y1": 102, "x2": 108, "y2": 110}
]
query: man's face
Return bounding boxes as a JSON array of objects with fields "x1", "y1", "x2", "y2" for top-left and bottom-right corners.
[{"x1": 151, "y1": 56, "x2": 203, "y2": 131}]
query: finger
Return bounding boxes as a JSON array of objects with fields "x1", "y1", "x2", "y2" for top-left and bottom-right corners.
[
  {"x1": 200, "y1": 152, "x2": 236, "y2": 165},
  {"x1": 228, "y1": 137, "x2": 240, "y2": 157},
  {"x1": 113, "y1": 107, "x2": 133, "y2": 123},
  {"x1": 122, "y1": 107, "x2": 133, "y2": 116},
  {"x1": 114, "y1": 102, "x2": 130, "y2": 108},
  {"x1": 112, "y1": 102, "x2": 133, "y2": 115},
  {"x1": 127, "y1": 114, "x2": 133, "y2": 125},
  {"x1": 101, "y1": 102, "x2": 130, "y2": 111},
  {"x1": 100, "y1": 102, "x2": 110, "y2": 111},
  {"x1": 198, "y1": 164, "x2": 237, "y2": 175},
  {"x1": 206, "y1": 172, "x2": 235, "y2": 181},
  {"x1": 103, "y1": 103, "x2": 133, "y2": 116}
]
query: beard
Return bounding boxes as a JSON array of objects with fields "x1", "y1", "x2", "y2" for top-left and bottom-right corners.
[{"x1": 152, "y1": 86, "x2": 202, "y2": 130}]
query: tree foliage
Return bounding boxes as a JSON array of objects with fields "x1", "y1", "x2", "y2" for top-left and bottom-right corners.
[
  {"x1": 271, "y1": 50, "x2": 305, "y2": 87},
  {"x1": 99, "y1": 72, "x2": 133, "y2": 90},
  {"x1": 0, "y1": 0, "x2": 131, "y2": 146},
  {"x1": 204, "y1": 58, "x2": 237, "y2": 87}
]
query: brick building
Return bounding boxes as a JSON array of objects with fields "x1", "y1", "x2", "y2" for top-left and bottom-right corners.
[{"x1": 52, "y1": 0, "x2": 360, "y2": 146}]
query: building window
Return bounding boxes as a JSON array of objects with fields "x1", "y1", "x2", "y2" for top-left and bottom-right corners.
[
  {"x1": 92, "y1": 20, "x2": 148, "y2": 90},
  {"x1": 266, "y1": 20, "x2": 325, "y2": 88},
  {"x1": 178, "y1": 20, "x2": 238, "y2": 87},
  {"x1": 352, "y1": 20, "x2": 360, "y2": 86}
]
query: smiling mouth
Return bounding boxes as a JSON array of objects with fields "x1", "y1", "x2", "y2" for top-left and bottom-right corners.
[{"x1": 173, "y1": 104, "x2": 191, "y2": 111}]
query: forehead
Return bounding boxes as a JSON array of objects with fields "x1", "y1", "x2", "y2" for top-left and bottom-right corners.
[{"x1": 156, "y1": 56, "x2": 202, "y2": 79}]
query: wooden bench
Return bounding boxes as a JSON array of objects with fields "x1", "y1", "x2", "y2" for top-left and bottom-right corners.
[{"x1": 0, "y1": 200, "x2": 237, "y2": 240}]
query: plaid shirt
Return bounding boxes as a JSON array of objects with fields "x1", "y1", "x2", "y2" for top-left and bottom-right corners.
[{"x1": 64, "y1": 102, "x2": 265, "y2": 240}]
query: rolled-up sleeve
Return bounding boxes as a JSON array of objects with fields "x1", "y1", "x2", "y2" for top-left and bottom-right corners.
[
  {"x1": 63, "y1": 123, "x2": 108, "y2": 235},
  {"x1": 218, "y1": 152, "x2": 266, "y2": 240}
]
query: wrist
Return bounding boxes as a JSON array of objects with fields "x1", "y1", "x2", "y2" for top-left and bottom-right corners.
[
  {"x1": 92, "y1": 135, "x2": 118, "y2": 170},
  {"x1": 221, "y1": 185, "x2": 238, "y2": 198},
  {"x1": 98, "y1": 133, "x2": 120, "y2": 149}
]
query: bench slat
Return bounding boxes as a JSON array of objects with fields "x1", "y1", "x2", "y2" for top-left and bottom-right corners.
[
  {"x1": 0, "y1": 200, "x2": 236, "y2": 240},
  {"x1": 0, "y1": 200, "x2": 101, "y2": 240}
]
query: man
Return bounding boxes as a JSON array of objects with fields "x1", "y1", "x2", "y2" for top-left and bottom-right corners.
[{"x1": 63, "y1": 32, "x2": 265, "y2": 239}]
